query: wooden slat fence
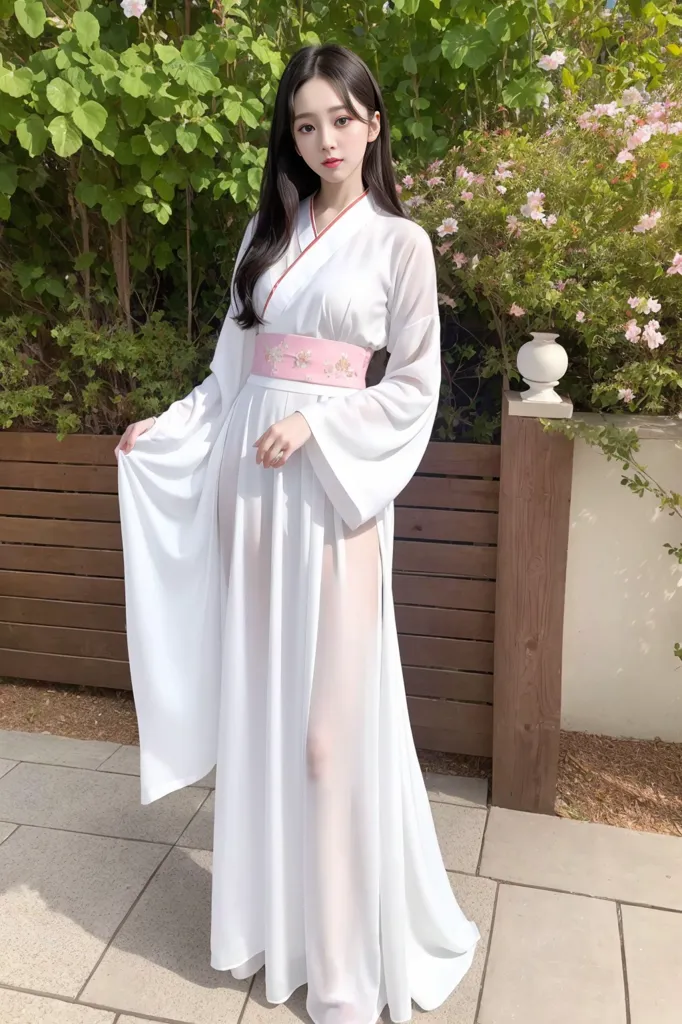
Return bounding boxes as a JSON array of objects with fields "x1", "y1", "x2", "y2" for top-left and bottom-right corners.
[{"x1": 0, "y1": 432, "x2": 500, "y2": 760}]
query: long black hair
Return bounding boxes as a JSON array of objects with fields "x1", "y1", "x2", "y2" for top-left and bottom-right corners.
[{"x1": 232, "y1": 43, "x2": 406, "y2": 329}]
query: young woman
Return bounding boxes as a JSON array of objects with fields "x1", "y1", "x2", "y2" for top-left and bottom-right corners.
[{"x1": 116, "y1": 42, "x2": 479, "y2": 1024}]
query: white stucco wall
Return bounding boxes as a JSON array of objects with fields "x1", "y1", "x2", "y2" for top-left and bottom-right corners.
[{"x1": 561, "y1": 416, "x2": 682, "y2": 741}]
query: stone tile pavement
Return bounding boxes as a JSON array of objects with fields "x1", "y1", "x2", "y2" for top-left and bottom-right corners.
[{"x1": 0, "y1": 728, "x2": 680, "y2": 1024}]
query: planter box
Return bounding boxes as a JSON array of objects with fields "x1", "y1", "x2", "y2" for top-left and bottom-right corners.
[{"x1": 0, "y1": 432, "x2": 500, "y2": 757}]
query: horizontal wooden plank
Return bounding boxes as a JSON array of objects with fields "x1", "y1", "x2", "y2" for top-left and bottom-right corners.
[
  {"x1": 418, "y1": 443, "x2": 500, "y2": 478},
  {"x1": 0, "y1": 545, "x2": 124, "y2": 578},
  {"x1": 404, "y1": 666, "x2": 493, "y2": 703},
  {"x1": 0, "y1": 491, "x2": 120, "y2": 522},
  {"x1": 0, "y1": 649, "x2": 131, "y2": 689},
  {"x1": 412, "y1": 723, "x2": 492, "y2": 758},
  {"x1": 0, "y1": 596, "x2": 126, "y2": 632},
  {"x1": 0, "y1": 622, "x2": 128, "y2": 660},
  {"x1": 394, "y1": 541, "x2": 496, "y2": 579},
  {"x1": 1, "y1": 463, "x2": 118, "y2": 493},
  {"x1": 396, "y1": 605, "x2": 494, "y2": 642},
  {"x1": 392, "y1": 575, "x2": 496, "y2": 612},
  {"x1": 0, "y1": 518, "x2": 122, "y2": 550},
  {"x1": 410, "y1": 699, "x2": 493, "y2": 757},
  {"x1": 399, "y1": 634, "x2": 493, "y2": 673},
  {"x1": 397, "y1": 476, "x2": 499, "y2": 512},
  {"x1": 395, "y1": 507, "x2": 497, "y2": 545},
  {"x1": 0, "y1": 570, "x2": 125, "y2": 605},
  {"x1": 0, "y1": 432, "x2": 120, "y2": 465}
]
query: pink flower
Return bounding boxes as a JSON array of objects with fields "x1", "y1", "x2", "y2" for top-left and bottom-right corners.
[
  {"x1": 633, "y1": 211, "x2": 661, "y2": 233},
  {"x1": 666, "y1": 252, "x2": 682, "y2": 276},
  {"x1": 436, "y1": 217, "x2": 459, "y2": 237},
  {"x1": 428, "y1": 159, "x2": 443, "y2": 172},
  {"x1": 593, "y1": 102, "x2": 620, "y2": 117},
  {"x1": 496, "y1": 185, "x2": 507, "y2": 194},
  {"x1": 460, "y1": 190, "x2": 474, "y2": 201},
  {"x1": 495, "y1": 167, "x2": 513, "y2": 180},
  {"x1": 402, "y1": 175, "x2": 414, "y2": 187},
  {"x1": 438, "y1": 293, "x2": 456, "y2": 309},
  {"x1": 627, "y1": 296, "x2": 642, "y2": 310},
  {"x1": 624, "y1": 320, "x2": 642, "y2": 343},
  {"x1": 555, "y1": 280, "x2": 567, "y2": 292},
  {"x1": 538, "y1": 50, "x2": 566, "y2": 71},
  {"x1": 575, "y1": 311, "x2": 586, "y2": 322},
  {"x1": 473, "y1": 174, "x2": 486, "y2": 185},
  {"x1": 426, "y1": 176, "x2": 444, "y2": 187},
  {"x1": 646, "y1": 298, "x2": 661, "y2": 313},
  {"x1": 456, "y1": 165, "x2": 474, "y2": 183},
  {"x1": 520, "y1": 189, "x2": 545, "y2": 220},
  {"x1": 627, "y1": 125, "x2": 653, "y2": 150},
  {"x1": 452, "y1": 252, "x2": 468, "y2": 268},
  {"x1": 545, "y1": 214, "x2": 558, "y2": 228},
  {"x1": 436, "y1": 241, "x2": 453, "y2": 254},
  {"x1": 506, "y1": 214, "x2": 522, "y2": 237},
  {"x1": 646, "y1": 102, "x2": 666, "y2": 123},
  {"x1": 666, "y1": 122, "x2": 682, "y2": 135},
  {"x1": 395, "y1": 184, "x2": 403, "y2": 195},
  {"x1": 616, "y1": 150, "x2": 634, "y2": 164},
  {"x1": 509, "y1": 303, "x2": 526, "y2": 317},
  {"x1": 642, "y1": 319, "x2": 666, "y2": 349},
  {"x1": 618, "y1": 388, "x2": 636, "y2": 403},
  {"x1": 577, "y1": 112, "x2": 596, "y2": 130}
]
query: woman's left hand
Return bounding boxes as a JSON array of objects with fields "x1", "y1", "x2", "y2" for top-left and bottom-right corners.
[{"x1": 254, "y1": 411, "x2": 312, "y2": 468}]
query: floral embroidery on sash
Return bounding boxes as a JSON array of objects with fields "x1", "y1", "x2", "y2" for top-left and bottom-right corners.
[
  {"x1": 293, "y1": 349, "x2": 312, "y2": 368},
  {"x1": 324, "y1": 354, "x2": 357, "y2": 380},
  {"x1": 265, "y1": 341, "x2": 288, "y2": 374}
]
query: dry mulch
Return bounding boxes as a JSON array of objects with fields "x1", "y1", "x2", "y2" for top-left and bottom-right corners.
[{"x1": 2, "y1": 679, "x2": 682, "y2": 837}]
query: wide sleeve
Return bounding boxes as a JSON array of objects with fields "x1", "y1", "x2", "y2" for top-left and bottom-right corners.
[
  {"x1": 301, "y1": 225, "x2": 441, "y2": 531},
  {"x1": 116, "y1": 215, "x2": 256, "y2": 805}
]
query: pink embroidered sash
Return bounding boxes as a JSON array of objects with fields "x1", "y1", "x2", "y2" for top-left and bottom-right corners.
[{"x1": 251, "y1": 333, "x2": 371, "y2": 389}]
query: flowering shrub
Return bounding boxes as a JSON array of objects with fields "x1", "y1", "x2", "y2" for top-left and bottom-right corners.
[{"x1": 404, "y1": 86, "x2": 682, "y2": 419}]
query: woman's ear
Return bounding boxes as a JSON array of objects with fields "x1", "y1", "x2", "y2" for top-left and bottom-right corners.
[{"x1": 369, "y1": 112, "x2": 381, "y2": 143}]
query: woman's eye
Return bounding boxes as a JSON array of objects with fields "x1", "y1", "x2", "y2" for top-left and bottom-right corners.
[
  {"x1": 337, "y1": 116, "x2": 351, "y2": 126},
  {"x1": 299, "y1": 124, "x2": 314, "y2": 134}
]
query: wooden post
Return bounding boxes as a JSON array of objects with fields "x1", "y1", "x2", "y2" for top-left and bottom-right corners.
[{"x1": 492, "y1": 391, "x2": 574, "y2": 814}]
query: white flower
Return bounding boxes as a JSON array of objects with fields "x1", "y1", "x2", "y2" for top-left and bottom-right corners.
[
  {"x1": 545, "y1": 214, "x2": 557, "y2": 228},
  {"x1": 593, "y1": 102, "x2": 620, "y2": 117},
  {"x1": 624, "y1": 319, "x2": 641, "y2": 343},
  {"x1": 520, "y1": 189, "x2": 545, "y2": 220},
  {"x1": 382, "y1": 1, "x2": 393, "y2": 13},
  {"x1": 470, "y1": 254, "x2": 480, "y2": 269},
  {"x1": 575, "y1": 311, "x2": 586, "y2": 322},
  {"x1": 509, "y1": 303, "x2": 526, "y2": 317},
  {"x1": 121, "y1": 0, "x2": 146, "y2": 16},
  {"x1": 506, "y1": 214, "x2": 522, "y2": 237},
  {"x1": 621, "y1": 87, "x2": 642, "y2": 107},
  {"x1": 452, "y1": 252, "x2": 468, "y2": 268},
  {"x1": 438, "y1": 293, "x2": 456, "y2": 309},
  {"x1": 666, "y1": 252, "x2": 682, "y2": 276},
  {"x1": 538, "y1": 50, "x2": 566, "y2": 71},
  {"x1": 642, "y1": 319, "x2": 666, "y2": 349},
  {"x1": 616, "y1": 150, "x2": 634, "y2": 164},
  {"x1": 627, "y1": 296, "x2": 643, "y2": 311},
  {"x1": 618, "y1": 388, "x2": 636, "y2": 403},
  {"x1": 626, "y1": 125, "x2": 653, "y2": 150},
  {"x1": 494, "y1": 167, "x2": 513, "y2": 180},
  {"x1": 496, "y1": 185, "x2": 507, "y2": 194},
  {"x1": 436, "y1": 217, "x2": 459, "y2": 237},
  {"x1": 666, "y1": 121, "x2": 682, "y2": 136},
  {"x1": 633, "y1": 210, "x2": 661, "y2": 233},
  {"x1": 646, "y1": 297, "x2": 661, "y2": 313}
]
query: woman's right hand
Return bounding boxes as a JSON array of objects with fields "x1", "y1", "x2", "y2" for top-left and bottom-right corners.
[{"x1": 114, "y1": 417, "x2": 157, "y2": 458}]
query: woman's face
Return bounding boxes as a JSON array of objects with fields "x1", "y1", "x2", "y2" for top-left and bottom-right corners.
[{"x1": 292, "y1": 76, "x2": 380, "y2": 186}]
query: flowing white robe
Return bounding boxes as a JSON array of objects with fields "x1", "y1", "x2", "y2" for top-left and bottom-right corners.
[{"x1": 117, "y1": 190, "x2": 480, "y2": 1024}]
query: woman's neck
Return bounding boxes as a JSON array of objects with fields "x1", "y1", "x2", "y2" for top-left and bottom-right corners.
[{"x1": 313, "y1": 176, "x2": 367, "y2": 231}]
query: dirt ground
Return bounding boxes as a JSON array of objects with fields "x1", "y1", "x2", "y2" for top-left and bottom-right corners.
[{"x1": 2, "y1": 679, "x2": 681, "y2": 836}]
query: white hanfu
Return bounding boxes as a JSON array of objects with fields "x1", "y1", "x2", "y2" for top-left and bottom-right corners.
[{"x1": 117, "y1": 189, "x2": 480, "y2": 1024}]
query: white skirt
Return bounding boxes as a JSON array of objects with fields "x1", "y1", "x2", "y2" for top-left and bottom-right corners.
[{"x1": 210, "y1": 374, "x2": 480, "y2": 1024}]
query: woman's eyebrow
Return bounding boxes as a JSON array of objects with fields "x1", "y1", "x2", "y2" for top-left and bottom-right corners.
[{"x1": 293, "y1": 105, "x2": 348, "y2": 122}]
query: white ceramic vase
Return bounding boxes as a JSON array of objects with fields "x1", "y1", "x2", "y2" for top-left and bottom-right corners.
[{"x1": 516, "y1": 331, "x2": 568, "y2": 404}]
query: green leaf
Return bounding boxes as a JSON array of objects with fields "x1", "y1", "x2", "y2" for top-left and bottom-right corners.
[
  {"x1": 14, "y1": 0, "x2": 45, "y2": 38},
  {"x1": 155, "y1": 43, "x2": 181, "y2": 64},
  {"x1": 153, "y1": 174, "x2": 174, "y2": 201},
  {"x1": 133, "y1": 181, "x2": 153, "y2": 198},
  {"x1": 92, "y1": 117, "x2": 119, "y2": 156},
  {"x1": 176, "y1": 122, "x2": 200, "y2": 153},
  {"x1": 0, "y1": 66, "x2": 33, "y2": 97},
  {"x1": 101, "y1": 196, "x2": 125, "y2": 224},
  {"x1": 74, "y1": 250, "x2": 96, "y2": 270},
  {"x1": 48, "y1": 115, "x2": 82, "y2": 157},
  {"x1": 46, "y1": 78, "x2": 80, "y2": 113},
  {"x1": 403, "y1": 53, "x2": 418, "y2": 74},
  {"x1": 486, "y1": 6, "x2": 511, "y2": 45},
  {"x1": 73, "y1": 10, "x2": 99, "y2": 49},
  {"x1": 0, "y1": 194, "x2": 11, "y2": 220},
  {"x1": 120, "y1": 69, "x2": 150, "y2": 98},
  {"x1": 442, "y1": 25, "x2": 496, "y2": 70},
  {"x1": 153, "y1": 240, "x2": 173, "y2": 269},
  {"x1": 0, "y1": 162, "x2": 18, "y2": 195},
  {"x1": 202, "y1": 120, "x2": 224, "y2": 144},
  {"x1": 121, "y1": 95, "x2": 146, "y2": 127},
  {"x1": 146, "y1": 119, "x2": 175, "y2": 155},
  {"x1": 75, "y1": 181, "x2": 106, "y2": 207},
  {"x1": 131, "y1": 133, "x2": 149, "y2": 155},
  {"x1": 561, "y1": 66, "x2": 576, "y2": 90},
  {"x1": 247, "y1": 166, "x2": 261, "y2": 190},
  {"x1": 72, "y1": 99, "x2": 107, "y2": 139},
  {"x1": 223, "y1": 99, "x2": 241, "y2": 123},
  {"x1": 16, "y1": 114, "x2": 48, "y2": 156},
  {"x1": 180, "y1": 38, "x2": 204, "y2": 62}
]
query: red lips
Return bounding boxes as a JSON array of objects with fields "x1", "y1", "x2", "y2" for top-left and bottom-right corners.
[{"x1": 322, "y1": 159, "x2": 342, "y2": 167}]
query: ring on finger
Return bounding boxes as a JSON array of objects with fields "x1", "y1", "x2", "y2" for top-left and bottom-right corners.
[{"x1": 271, "y1": 450, "x2": 283, "y2": 463}]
